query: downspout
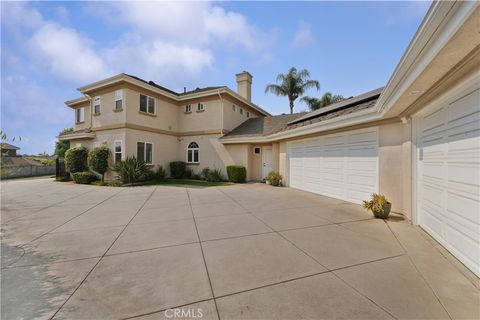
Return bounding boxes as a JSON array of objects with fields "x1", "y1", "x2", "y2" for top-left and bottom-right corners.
[
  {"x1": 217, "y1": 89, "x2": 224, "y2": 135},
  {"x1": 83, "y1": 93, "x2": 93, "y2": 131}
]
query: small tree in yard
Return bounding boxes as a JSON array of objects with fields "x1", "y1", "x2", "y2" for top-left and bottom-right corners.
[
  {"x1": 88, "y1": 145, "x2": 109, "y2": 183},
  {"x1": 64, "y1": 146, "x2": 88, "y2": 173},
  {"x1": 55, "y1": 128, "x2": 74, "y2": 158}
]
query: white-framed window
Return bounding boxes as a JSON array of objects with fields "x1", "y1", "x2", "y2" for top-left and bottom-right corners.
[
  {"x1": 185, "y1": 104, "x2": 192, "y2": 113},
  {"x1": 232, "y1": 104, "x2": 236, "y2": 112},
  {"x1": 93, "y1": 96, "x2": 101, "y2": 114},
  {"x1": 247, "y1": 111, "x2": 250, "y2": 118},
  {"x1": 187, "y1": 141, "x2": 199, "y2": 163},
  {"x1": 240, "y1": 108, "x2": 244, "y2": 115},
  {"x1": 197, "y1": 103, "x2": 204, "y2": 111},
  {"x1": 75, "y1": 107, "x2": 85, "y2": 123},
  {"x1": 254, "y1": 147, "x2": 261, "y2": 154},
  {"x1": 114, "y1": 140, "x2": 122, "y2": 163},
  {"x1": 137, "y1": 142, "x2": 153, "y2": 164},
  {"x1": 139, "y1": 95, "x2": 155, "y2": 114},
  {"x1": 115, "y1": 90, "x2": 123, "y2": 110}
]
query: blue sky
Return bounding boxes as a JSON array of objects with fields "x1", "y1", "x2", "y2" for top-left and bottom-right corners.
[{"x1": 1, "y1": 1, "x2": 430, "y2": 155}]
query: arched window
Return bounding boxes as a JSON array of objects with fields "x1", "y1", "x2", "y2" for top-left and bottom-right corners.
[{"x1": 187, "y1": 142, "x2": 199, "y2": 163}]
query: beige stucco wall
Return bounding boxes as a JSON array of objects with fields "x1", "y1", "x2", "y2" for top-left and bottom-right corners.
[
  {"x1": 124, "y1": 128, "x2": 178, "y2": 171},
  {"x1": 72, "y1": 101, "x2": 91, "y2": 131},
  {"x1": 222, "y1": 96, "x2": 261, "y2": 131},
  {"x1": 178, "y1": 96, "x2": 223, "y2": 133},
  {"x1": 125, "y1": 86, "x2": 179, "y2": 133},
  {"x1": 378, "y1": 122, "x2": 411, "y2": 217}
]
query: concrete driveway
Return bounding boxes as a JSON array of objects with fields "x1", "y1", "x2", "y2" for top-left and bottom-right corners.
[{"x1": 1, "y1": 178, "x2": 479, "y2": 320}]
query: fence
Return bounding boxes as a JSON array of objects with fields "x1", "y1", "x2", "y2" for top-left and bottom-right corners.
[{"x1": 1, "y1": 164, "x2": 56, "y2": 179}]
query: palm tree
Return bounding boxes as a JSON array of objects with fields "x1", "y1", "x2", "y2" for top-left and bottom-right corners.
[
  {"x1": 301, "y1": 92, "x2": 345, "y2": 111},
  {"x1": 265, "y1": 67, "x2": 320, "y2": 114}
]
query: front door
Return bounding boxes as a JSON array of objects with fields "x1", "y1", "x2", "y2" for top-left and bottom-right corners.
[{"x1": 262, "y1": 146, "x2": 273, "y2": 179}]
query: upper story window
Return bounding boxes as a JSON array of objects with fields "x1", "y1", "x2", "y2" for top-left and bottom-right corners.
[
  {"x1": 114, "y1": 140, "x2": 122, "y2": 163},
  {"x1": 247, "y1": 111, "x2": 250, "y2": 118},
  {"x1": 93, "y1": 96, "x2": 101, "y2": 114},
  {"x1": 115, "y1": 90, "x2": 123, "y2": 110},
  {"x1": 240, "y1": 108, "x2": 244, "y2": 115},
  {"x1": 137, "y1": 142, "x2": 153, "y2": 164},
  {"x1": 197, "y1": 103, "x2": 204, "y2": 111},
  {"x1": 140, "y1": 94, "x2": 155, "y2": 114},
  {"x1": 232, "y1": 104, "x2": 236, "y2": 112},
  {"x1": 185, "y1": 104, "x2": 192, "y2": 113},
  {"x1": 187, "y1": 142, "x2": 199, "y2": 163},
  {"x1": 75, "y1": 107, "x2": 85, "y2": 123}
]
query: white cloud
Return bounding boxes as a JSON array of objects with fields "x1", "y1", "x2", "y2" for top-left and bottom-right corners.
[
  {"x1": 29, "y1": 23, "x2": 109, "y2": 83},
  {"x1": 291, "y1": 20, "x2": 315, "y2": 49}
]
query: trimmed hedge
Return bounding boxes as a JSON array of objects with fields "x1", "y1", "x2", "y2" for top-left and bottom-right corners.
[
  {"x1": 65, "y1": 146, "x2": 88, "y2": 173},
  {"x1": 72, "y1": 172, "x2": 97, "y2": 184},
  {"x1": 226, "y1": 165, "x2": 246, "y2": 183},
  {"x1": 170, "y1": 161, "x2": 186, "y2": 178}
]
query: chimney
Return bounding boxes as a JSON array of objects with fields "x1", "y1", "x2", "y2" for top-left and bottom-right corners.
[{"x1": 236, "y1": 71, "x2": 252, "y2": 101}]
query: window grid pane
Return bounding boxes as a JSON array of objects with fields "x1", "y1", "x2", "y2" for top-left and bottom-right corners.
[
  {"x1": 187, "y1": 150, "x2": 192, "y2": 163},
  {"x1": 137, "y1": 142, "x2": 145, "y2": 162},
  {"x1": 193, "y1": 150, "x2": 199, "y2": 163},
  {"x1": 115, "y1": 100, "x2": 122, "y2": 110},
  {"x1": 148, "y1": 97, "x2": 155, "y2": 114},
  {"x1": 146, "y1": 143, "x2": 152, "y2": 163},
  {"x1": 140, "y1": 95, "x2": 147, "y2": 112}
]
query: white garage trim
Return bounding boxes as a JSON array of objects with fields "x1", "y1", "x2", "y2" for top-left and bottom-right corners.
[
  {"x1": 287, "y1": 127, "x2": 379, "y2": 204},
  {"x1": 413, "y1": 72, "x2": 480, "y2": 276}
]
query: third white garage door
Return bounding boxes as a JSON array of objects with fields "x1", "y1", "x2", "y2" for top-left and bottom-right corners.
[
  {"x1": 415, "y1": 80, "x2": 480, "y2": 276},
  {"x1": 288, "y1": 128, "x2": 378, "y2": 204}
]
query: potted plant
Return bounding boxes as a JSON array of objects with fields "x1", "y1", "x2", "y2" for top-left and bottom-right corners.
[
  {"x1": 266, "y1": 171, "x2": 283, "y2": 187},
  {"x1": 362, "y1": 193, "x2": 391, "y2": 219}
]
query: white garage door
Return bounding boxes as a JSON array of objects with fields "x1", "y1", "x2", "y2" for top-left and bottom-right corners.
[
  {"x1": 288, "y1": 128, "x2": 378, "y2": 204},
  {"x1": 416, "y1": 84, "x2": 480, "y2": 276}
]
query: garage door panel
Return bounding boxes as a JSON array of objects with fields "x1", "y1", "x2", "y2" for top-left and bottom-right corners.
[
  {"x1": 348, "y1": 174, "x2": 376, "y2": 187},
  {"x1": 445, "y1": 225, "x2": 479, "y2": 270},
  {"x1": 348, "y1": 131, "x2": 377, "y2": 144},
  {"x1": 347, "y1": 189, "x2": 372, "y2": 204},
  {"x1": 422, "y1": 162, "x2": 444, "y2": 180},
  {"x1": 446, "y1": 192, "x2": 480, "y2": 226},
  {"x1": 324, "y1": 135, "x2": 345, "y2": 146},
  {"x1": 447, "y1": 163, "x2": 480, "y2": 186},
  {"x1": 447, "y1": 88, "x2": 479, "y2": 124}
]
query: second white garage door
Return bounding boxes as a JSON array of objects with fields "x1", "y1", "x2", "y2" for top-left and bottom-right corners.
[{"x1": 288, "y1": 128, "x2": 378, "y2": 204}]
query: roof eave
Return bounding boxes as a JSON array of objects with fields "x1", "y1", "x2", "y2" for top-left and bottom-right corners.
[{"x1": 375, "y1": 1, "x2": 479, "y2": 116}]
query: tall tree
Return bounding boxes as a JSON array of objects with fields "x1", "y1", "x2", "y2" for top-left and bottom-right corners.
[
  {"x1": 301, "y1": 92, "x2": 345, "y2": 111},
  {"x1": 265, "y1": 67, "x2": 320, "y2": 114},
  {"x1": 55, "y1": 128, "x2": 74, "y2": 159}
]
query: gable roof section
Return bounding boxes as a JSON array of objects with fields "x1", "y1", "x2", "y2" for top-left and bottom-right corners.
[
  {"x1": 0, "y1": 143, "x2": 20, "y2": 150},
  {"x1": 73, "y1": 73, "x2": 270, "y2": 116},
  {"x1": 221, "y1": 113, "x2": 307, "y2": 139}
]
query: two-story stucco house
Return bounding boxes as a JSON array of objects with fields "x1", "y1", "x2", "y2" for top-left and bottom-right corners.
[
  {"x1": 61, "y1": 1, "x2": 479, "y2": 276},
  {"x1": 61, "y1": 71, "x2": 272, "y2": 181}
]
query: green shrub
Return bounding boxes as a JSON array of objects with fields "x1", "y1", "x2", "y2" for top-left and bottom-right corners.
[
  {"x1": 226, "y1": 165, "x2": 246, "y2": 183},
  {"x1": 201, "y1": 167, "x2": 211, "y2": 180},
  {"x1": 154, "y1": 166, "x2": 166, "y2": 180},
  {"x1": 72, "y1": 172, "x2": 97, "y2": 184},
  {"x1": 114, "y1": 156, "x2": 149, "y2": 184},
  {"x1": 88, "y1": 145, "x2": 109, "y2": 183},
  {"x1": 170, "y1": 161, "x2": 186, "y2": 178},
  {"x1": 266, "y1": 171, "x2": 283, "y2": 186},
  {"x1": 185, "y1": 168, "x2": 193, "y2": 179},
  {"x1": 64, "y1": 146, "x2": 88, "y2": 173},
  {"x1": 192, "y1": 173, "x2": 202, "y2": 180},
  {"x1": 207, "y1": 168, "x2": 225, "y2": 182}
]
